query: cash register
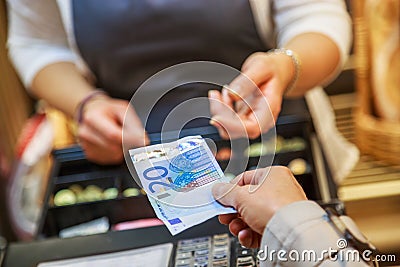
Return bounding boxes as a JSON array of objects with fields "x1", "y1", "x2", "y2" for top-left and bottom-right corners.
[{"x1": 2, "y1": 98, "x2": 344, "y2": 267}]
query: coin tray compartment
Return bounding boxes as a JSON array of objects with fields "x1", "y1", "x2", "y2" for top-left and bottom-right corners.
[
  {"x1": 38, "y1": 148, "x2": 156, "y2": 238},
  {"x1": 50, "y1": 172, "x2": 145, "y2": 208}
]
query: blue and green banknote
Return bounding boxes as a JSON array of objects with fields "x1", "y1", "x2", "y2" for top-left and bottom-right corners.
[{"x1": 129, "y1": 136, "x2": 235, "y2": 235}]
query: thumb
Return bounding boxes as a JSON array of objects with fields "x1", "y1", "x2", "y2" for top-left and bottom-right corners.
[{"x1": 212, "y1": 182, "x2": 243, "y2": 209}]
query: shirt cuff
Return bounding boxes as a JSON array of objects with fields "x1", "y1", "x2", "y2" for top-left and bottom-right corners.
[{"x1": 259, "y1": 201, "x2": 343, "y2": 266}]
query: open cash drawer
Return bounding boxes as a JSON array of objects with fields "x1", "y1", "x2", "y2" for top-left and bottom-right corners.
[{"x1": 37, "y1": 98, "x2": 343, "y2": 238}]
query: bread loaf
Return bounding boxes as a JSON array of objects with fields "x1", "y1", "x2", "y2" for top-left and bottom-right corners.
[{"x1": 366, "y1": 0, "x2": 400, "y2": 121}]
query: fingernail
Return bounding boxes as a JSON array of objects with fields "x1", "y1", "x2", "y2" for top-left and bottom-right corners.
[
  {"x1": 227, "y1": 86, "x2": 241, "y2": 100},
  {"x1": 222, "y1": 86, "x2": 229, "y2": 98},
  {"x1": 209, "y1": 119, "x2": 221, "y2": 129},
  {"x1": 208, "y1": 90, "x2": 217, "y2": 98},
  {"x1": 238, "y1": 230, "x2": 249, "y2": 247},
  {"x1": 209, "y1": 118, "x2": 222, "y2": 128}
]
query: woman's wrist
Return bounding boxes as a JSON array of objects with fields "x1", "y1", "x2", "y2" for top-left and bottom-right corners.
[
  {"x1": 267, "y1": 48, "x2": 301, "y2": 96},
  {"x1": 74, "y1": 90, "x2": 109, "y2": 124}
]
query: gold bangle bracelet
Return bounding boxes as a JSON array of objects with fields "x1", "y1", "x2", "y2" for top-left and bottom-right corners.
[{"x1": 267, "y1": 48, "x2": 301, "y2": 96}]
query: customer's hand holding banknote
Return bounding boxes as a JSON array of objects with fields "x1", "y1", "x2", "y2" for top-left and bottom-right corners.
[{"x1": 212, "y1": 166, "x2": 307, "y2": 248}]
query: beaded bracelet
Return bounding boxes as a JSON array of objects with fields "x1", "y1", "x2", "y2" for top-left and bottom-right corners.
[
  {"x1": 267, "y1": 48, "x2": 301, "y2": 95},
  {"x1": 75, "y1": 90, "x2": 108, "y2": 124}
]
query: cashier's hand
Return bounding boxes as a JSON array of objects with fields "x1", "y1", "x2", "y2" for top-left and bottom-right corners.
[
  {"x1": 212, "y1": 166, "x2": 307, "y2": 248},
  {"x1": 209, "y1": 52, "x2": 295, "y2": 139},
  {"x1": 78, "y1": 95, "x2": 149, "y2": 165}
]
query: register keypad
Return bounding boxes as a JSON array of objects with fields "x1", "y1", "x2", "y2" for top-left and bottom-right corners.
[{"x1": 174, "y1": 234, "x2": 259, "y2": 267}]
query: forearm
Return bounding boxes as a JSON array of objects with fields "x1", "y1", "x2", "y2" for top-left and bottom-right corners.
[
  {"x1": 285, "y1": 33, "x2": 341, "y2": 97},
  {"x1": 31, "y1": 62, "x2": 96, "y2": 116}
]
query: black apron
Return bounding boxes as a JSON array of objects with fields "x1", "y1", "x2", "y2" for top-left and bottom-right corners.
[{"x1": 73, "y1": 0, "x2": 268, "y2": 133}]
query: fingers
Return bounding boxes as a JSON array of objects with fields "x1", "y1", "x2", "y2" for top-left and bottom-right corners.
[
  {"x1": 236, "y1": 168, "x2": 270, "y2": 186},
  {"x1": 209, "y1": 90, "x2": 255, "y2": 139},
  {"x1": 225, "y1": 217, "x2": 262, "y2": 248},
  {"x1": 209, "y1": 90, "x2": 232, "y2": 116},
  {"x1": 123, "y1": 104, "x2": 150, "y2": 147},
  {"x1": 221, "y1": 215, "x2": 261, "y2": 248},
  {"x1": 227, "y1": 53, "x2": 272, "y2": 102},
  {"x1": 238, "y1": 166, "x2": 298, "y2": 188},
  {"x1": 243, "y1": 101, "x2": 275, "y2": 135},
  {"x1": 209, "y1": 118, "x2": 229, "y2": 140},
  {"x1": 78, "y1": 118, "x2": 124, "y2": 164},
  {"x1": 87, "y1": 117, "x2": 122, "y2": 143},
  {"x1": 236, "y1": 87, "x2": 275, "y2": 138},
  {"x1": 214, "y1": 168, "x2": 298, "y2": 202},
  {"x1": 83, "y1": 107, "x2": 123, "y2": 144},
  {"x1": 214, "y1": 166, "x2": 308, "y2": 245},
  {"x1": 208, "y1": 53, "x2": 285, "y2": 140},
  {"x1": 229, "y1": 218, "x2": 248, "y2": 236},
  {"x1": 225, "y1": 168, "x2": 269, "y2": 188},
  {"x1": 78, "y1": 98, "x2": 149, "y2": 164},
  {"x1": 80, "y1": 139, "x2": 123, "y2": 164},
  {"x1": 213, "y1": 169, "x2": 272, "y2": 207},
  {"x1": 212, "y1": 182, "x2": 243, "y2": 209},
  {"x1": 234, "y1": 96, "x2": 253, "y2": 116},
  {"x1": 78, "y1": 118, "x2": 123, "y2": 158},
  {"x1": 218, "y1": 213, "x2": 239, "y2": 225},
  {"x1": 78, "y1": 123, "x2": 110, "y2": 148},
  {"x1": 221, "y1": 86, "x2": 234, "y2": 107},
  {"x1": 238, "y1": 228, "x2": 262, "y2": 248},
  {"x1": 229, "y1": 173, "x2": 245, "y2": 185},
  {"x1": 209, "y1": 89, "x2": 273, "y2": 139},
  {"x1": 258, "y1": 79, "x2": 283, "y2": 121},
  {"x1": 208, "y1": 90, "x2": 232, "y2": 139}
]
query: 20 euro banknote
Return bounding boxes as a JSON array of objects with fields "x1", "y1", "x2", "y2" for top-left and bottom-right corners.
[{"x1": 129, "y1": 135, "x2": 235, "y2": 235}]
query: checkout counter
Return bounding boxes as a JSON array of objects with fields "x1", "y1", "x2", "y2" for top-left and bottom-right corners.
[{"x1": 2, "y1": 98, "x2": 344, "y2": 267}]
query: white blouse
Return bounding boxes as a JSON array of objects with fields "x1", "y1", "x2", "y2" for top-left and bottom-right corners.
[{"x1": 6, "y1": 0, "x2": 352, "y2": 88}]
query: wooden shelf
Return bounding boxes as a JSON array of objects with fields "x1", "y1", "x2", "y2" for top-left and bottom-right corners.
[{"x1": 330, "y1": 92, "x2": 400, "y2": 255}]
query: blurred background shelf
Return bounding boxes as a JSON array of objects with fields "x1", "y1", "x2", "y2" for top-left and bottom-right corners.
[{"x1": 330, "y1": 92, "x2": 400, "y2": 259}]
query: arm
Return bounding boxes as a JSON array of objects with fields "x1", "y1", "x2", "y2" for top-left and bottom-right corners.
[
  {"x1": 273, "y1": 0, "x2": 352, "y2": 96},
  {"x1": 7, "y1": 0, "x2": 78, "y2": 92},
  {"x1": 284, "y1": 32, "x2": 342, "y2": 97},
  {"x1": 7, "y1": 0, "x2": 148, "y2": 164},
  {"x1": 7, "y1": 0, "x2": 98, "y2": 116},
  {"x1": 209, "y1": 0, "x2": 352, "y2": 138},
  {"x1": 32, "y1": 62, "x2": 149, "y2": 164},
  {"x1": 32, "y1": 62, "x2": 95, "y2": 116},
  {"x1": 208, "y1": 33, "x2": 342, "y2": 139}
]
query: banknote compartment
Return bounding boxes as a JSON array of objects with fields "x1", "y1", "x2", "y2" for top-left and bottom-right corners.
[
  {"x1": 217, "y1": 122, "x2": 312, "y2": 170},
  {"x1": 245, "y1": 151, "x2": 310, "y2": 169}
]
